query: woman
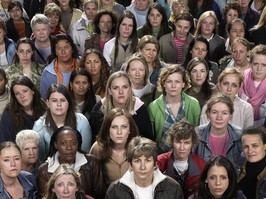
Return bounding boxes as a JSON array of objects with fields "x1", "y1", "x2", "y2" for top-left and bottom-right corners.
[
  {"x1": 124, "y1": 53, "x2": 156, "y2": 105},
  {"x1": 33, "y1": 84, "x2": 92, "y2": 161},
  {"x1": 105, "y1": 136, "x2": 184, "y2": 199},
  {"x1": 44, "y1": 164, "x2": 94, "y2": 199},
  {"x1": 157, "y1": 120, "x2": 206, "y2": 199},
  {"x1": 80, "y1": 48, "x2": 110, "y2": 98},
  {"x1": 194, "y1": 94, "x2": 244, "y2": 169},
  {"x1": 183, "y1": 36, "x2": 220, "y2": 84},
  {"x1": 0, "y1": 68, "x2": 10, "y2": 119},
  {"x1": 69, "y1": 68, "x2": 97, "y2": 120},
  {"x1": 38, "y1": 126, "x2": 105, "y2": 198},
  {"x1": 238, "y1": 127, "x2": 266, "y2": 199},
  {"x1": 238, "y1": 44, "x2": 266, "y2": 126},
  {"x1": 0, "y1": 141, "x2": 38, "y2": 199},
  {"x1": 54, "y1": 0, "x2": 82, "y2": 33},
  {"x1": 40, "y1": 34, "x2": 79, "y2": 99},
  {"x1": 103, "y1": 10, "x2": 138, "y2": 72},
  {"x1": 0, "y1": 19, "x2": 16, "y2": 70},
  {"x1": 0, "y1": 76, "x2": 46, "y2": 143},
  {"x1": 98, "y1": 0, "x2": 125, "y2": 18},
  {"x1": 6, "y1": 1, "x2": 31, "y2": 43},
  {"x1": 137, "y1": 35, "x2": 165, "y2": 86},
  {"x1": 190, "y1": 156, "x2": 247, "y2": 199},
  {"x1": 185, "y1": 57, "x2": 217, "y2": 108},
  {"x1": 148, "y1": 64, "x2": 200, "y2": 152},
  {"x1": 194, "y1": 11, "x2": 225, "y2": 63},
  {"x1": 137, "y1": 3, "x2": 172, "y2": 40},
  {"x1": 6, "y1": 38, "x2": 43, "y2": 89},
  {"x1": 201, "y1": 68, "x2": 254, "y2": 130},
  {"x1": 44, "y1": 2, "x2": 66, "y2": 36},
  {"x1": 89, "y1": 108, "x2": 139, "y2": 188},
  {"x1": 157, "y1": 0, "x2": 172, "y2": 19},
  {"x1": 84, "y1": 9, "x2": 117, "y2": 52},
  {"x1": 89, "y1": 71, "x2": 153, "y2": 141},
  {"x1": 15, "y1": 129, "x2": 41, "y2": 176}
]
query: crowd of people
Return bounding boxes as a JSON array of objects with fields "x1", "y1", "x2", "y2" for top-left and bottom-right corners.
[{"x1": 0, "y1": 0, "x2": 265, "y2": 198}]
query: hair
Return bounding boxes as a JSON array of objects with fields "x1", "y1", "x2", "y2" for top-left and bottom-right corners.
[
  {"x1": 44, "y1": 163, "x2": 83, "y2": 199},
  {"x1": 7, "y1": 76, "x2": 45, "y2": 131},
  {"x1": 205, "y1": 93, "x2": 234, "y2": 117},
  {"x1": 0, "y1": 141, "x2": 21, "y2": 155},
  {"x1": 226, "y1": 18, "x2": 246, "y2": 39},
  {"x1": 171, "y1": 0, "x2": 188, "y2": 12},
  {"x1": 188, "y1": 0, "x2": 214, "y2": 19},
  {"x1": 158, "y1": 64, "x2": 190, "y2": 95},
  {"x1": 69, "y1": 68, "x2": 96, "y2": 115},
  {"x1": 174, "y1": 12, "x2": 194, "y2": 33},
  {"x1": 0, "y1": 68, "x2": 7, "y2": 82},
  {"x1": 47, "y1": 126, "x2": 83, "y2": 159},
  {"x1": 0, "y1": 19, "x2": 7, "y2": 32},
  {"x1": 124, "y1": 53, "x2": 149, "y2": 86},
  {"x1": 96, "y1": 108, "x2": 139, "y2": 161},
  {"x1": 231, "y1": 37, "x2": 250, "y2": 51},
  {"x1": 249, "y1": 44, "x2": 266, "y2": 63},
  {"x1": 186, "y1": 57, "x2": 212, "y2": 97},
  {"x1": 83, "y1": 0, "x2": 98, "y2": 8},
  {"x1": 98, "y1": 0, "x2": 115, "y2": 9},
  {"x1": 93, "y1": 9, "x2": 117, "y2": 35},
  {"x1": 45, "y1": 84, "x2": 77, "y2": 132},
  {"x1": 8, "y1": 1, "x2": 23, "y2": 12},
  {"x1": 80, "y1": 48, "x2": 110, "y2": 95},
  {"x1": 44, "y1": 2, "x2": 62, "y2": 26},
  {"x1": 222, "y1": 2, "x2": 241, "y2": 22},
  {"x1": 127, "y1": 136, "x2": 157, "y2": 165},
  {"x1": 30, "y1": 14, "x2": 50, "y2": 30},
  {"x1": 241, "y1": 127, "x2": 266, "y2": 145},
  {"x1": 137, "y1": 35, "x2": 160, "y2": 69},
  {"x1": 54, "y1": 0, "x2": 75, "y2": 11},
  {"x1": 114, "y1": 10, "x2": 138, "y2": 67},
  {"x1": 166, "y1": 119, "x2": 198, "y2": 146},
  {"x1": 16, "y1": 130, "x2": 40, "y2": 149},
  {"x1": 48, "y1": 34, "x2": 79, "y2": 63},
  {"x1": 195, "y1": 11, "x2": 219, "y2": 37},
  {"x1": 218, "y1": 67, "x2": 244, "y2": 88},
  {"x1": 103, "y1": 71, "x2": 134, "y2": 114},
  {"x1": 141, "y1": 2, "x2": 172, "y2": 40}
]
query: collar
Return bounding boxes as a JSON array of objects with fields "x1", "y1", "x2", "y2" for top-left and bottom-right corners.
[{"x1": 54, "y1": 58, "x2": 79, "y2": 84}]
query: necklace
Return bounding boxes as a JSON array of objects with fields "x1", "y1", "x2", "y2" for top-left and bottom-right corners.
[{"x1": 208, "y1": 132, "x2": 228, "y2": 156}]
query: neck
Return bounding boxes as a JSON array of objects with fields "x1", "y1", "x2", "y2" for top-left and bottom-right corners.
[
  {"x1": 91, "y1": 73, "x2": 100, "y2": 85},
  {"x1": 119, "y1": 37, "x2": 129, "y2": 45},
  {"x1": 61, "y1": 5, "x2": 70, "y2": 11},
  {"x1": 1, "y1": 175, "x2": 17, "y2": 187},
  {"x1": 135, "y1": 176, "x2": 153, "y2": 188},
  {"x1": 1, "y1": 2, "x2": 9, "y2": 8},
  {"x1": 192, "y1": 84, "x2": 202, "y2": 93},
  {"x1": 166, "y1": 94, "x2": 182, "y2": 104},
  {"x1": 100, "y1": 32, "x2": 111, "y2": 40},
  {"x1": 36, "y1": 39, "x2": 50, "y2": 48},
  {"x1": 241, "y1": 7, "x2": 248, "y2": 14},
  {"x1": 24, "y1": 107, "x2": 33, "y2": 115},
  {"x1": 13, "y1": 18, "x2": 24, "y2": 23},
  {"x1": 21, "y1": 162, "x2": 34, "y2": 173},
  {"x1": 102, "y1": 4, "x2": 113, "y2": 10},
  {"x1": 58, "y1": 59, "x2": 73, "y2": 72},
  {"x1": 21, "y1": 62, "x2": 31, "y2": 68},
  {"x1": 112, "y1": 101, "x2": 126, "y2": 109},
  {"x1": 210, "y1": 126, "x2": 228, "y2": 136},
  {"x1": 50, "y1": 26, "x2": 56, "y2": 33},
  {"x1": 51, "y1": 114, "x2": 66, "y2": 127},
  {"x1": 132, "y1": 83, "x2": 144, "y2": 90},
  {"x1": 202, "y1": 33, "x2": 212, "y2": 40},
  {"x1": 74, "y1": 94, "x2": 85, "y2": 103}
]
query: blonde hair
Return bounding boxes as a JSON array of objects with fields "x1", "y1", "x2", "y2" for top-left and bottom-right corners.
[{"x1": 195, "y1": 11, "x2": 219, "y2": 37}]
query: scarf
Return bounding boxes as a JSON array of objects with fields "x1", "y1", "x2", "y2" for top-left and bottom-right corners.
[{"x1": 54, "y1": 58, "x2": 79, "y2": 84}]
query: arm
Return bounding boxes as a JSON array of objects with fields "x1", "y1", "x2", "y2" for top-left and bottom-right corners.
[{"x1": 77, "y1": 113, "x2": 92, "y2": 152}]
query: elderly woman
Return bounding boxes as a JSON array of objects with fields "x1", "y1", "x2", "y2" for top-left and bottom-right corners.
[
  {"x1": 15, "y1": 129, "x2": 41, "y2": 176},
  {"x1": 106, "y1": 136, "x2": 184, "y2": 199}
]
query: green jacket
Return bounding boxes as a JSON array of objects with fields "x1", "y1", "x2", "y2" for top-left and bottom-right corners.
[{"x1": 148, "y1": 93, "x2": 200, "y2": 143}]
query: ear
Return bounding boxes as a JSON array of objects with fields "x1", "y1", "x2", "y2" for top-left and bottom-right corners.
[
  {"x1": 46, "y1": 99, "x2": 49, "y2": 108},
  {"x1": 182, "y1": 82, "x2": 185, "y2": 88}
]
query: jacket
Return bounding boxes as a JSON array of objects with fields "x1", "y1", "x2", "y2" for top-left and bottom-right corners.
[
  {"x1": 148, "y1": 93, "x2": 201, "y2": 144},
  {"x1": 4, "y1": 36, "x2": 16, "y2": 67},
  {"x1": 157, "y1": 152, "x2": 205, "y2": 198},
  {"x1": 105, "y1": 169, "x2": 184, "y2": 199},
  {"x1": 33, "y1": 113, "x2": 92, "y2": 162},
  {"x1": 0, "y1": 171, "x2": 38, "y2": 199},
  {"x1": 38, "y1": 153, "x2": 106, "y2": 199},
  {"x1": 207, "y1": 34, "x2": 225, "y2": 63},
  {"x1": 159, "y1": 32, "x2": 194, "y2": 64},
  {"x1": 194, "y1": 123, "x2": 244, "y2": 169}
]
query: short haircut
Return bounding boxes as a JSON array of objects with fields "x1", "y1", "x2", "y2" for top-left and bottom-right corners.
[
  {"x1": 241, "y1": 127, "x2": 266, "y2": 144},
  {"x1": 218, "y1": 67, "x2": 243, "y2": 87},
  {"x1": 231, "y1": 37, "x2": 250, "y2": 51},
  {"x1": 249, "y1": 44, "x2": 266, "y2": 63},
  {"x1": 8, "y1": 1, "x2": 23, "y2": 12},
  {"x1": 44, "y1": 2, "x2": 62, "y2": 17},
  {"x1": 30, "y1": 14, "x2": 50, "y2": 29},
  {"x1": 16, "y1": 130, "x2": 40, "y2": 149}
]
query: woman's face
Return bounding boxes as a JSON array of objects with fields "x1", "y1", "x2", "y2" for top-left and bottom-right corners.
[
  {"x1": 71, "y1": 75, "x2": 90, "y2": 98},
  {"x1": 0, "y1": 74, "x2": 7, "y2": 94},
  {"x1": 13, "y1": 85, "x2": 34, "y2": 110},
  {"x1": 47, "y1": 14, "x2": 60, "y2": 29},
  {"x1": 98, "y1": 14, "x2": 113, "y2": 34},
  {"x1": 229, "y1": 22, "x2": 245, "y2": 44},
  {"x1": 135, "y1": 0, "x2": 149, "y2": 11},
  {"x1": 119, "y1": 17, "x2": 134, "y2": 39},
  {"x1": 85, "y1": 53, "x2": 102, "y2": 77},
  {"x1": 131, "y1": 155, "x2": 154, "y2": 186},
  {"x1": 0, "y1": 28, "x2": 6, "y2": 42},
  {"x1": 84, "y1": 2, "x2": 97, "y2": 20},
  {"x1": 127, "y1": 60, "x2": 146, "y2": 88},
  {"x1": 32, "y1": 23, "x2": 50, "y2": 42},
  {"x1": 148, "y1": 8, "x2": 163, "y2": 29},
  {"x1": 58, "y1": 0, "x2": 70, "y2": 7},
  {"x1": 201, "y1": 16, "x2": 215, "y2": 38},
  {"x1": 172, "y1": 2, "x2": 188, "y2": 17},
  {"x1": 139, "y1": 43, "x2": 158, "y2": 64},
  {"x1": 190, "y1": 41, "x2": 208, "y2": 59},
  {"x1": 173, "y1": 136, "x2": 193, "y2": 161},
  {"x1": 208, "y1": 102, "x2": 232, "y2": 130},
  {"x1": 190, "y1": 63, "x2": 208, "y2": 87},
  {"x1": 52, "y1": 174, "x2": 78, "y2": 199},
  {"x1": 232, "y1": 43, "x2": 249, "y2": 66},
  {"x1": 0, "y1": 146, "x2": 21, "y2": 179},
  {"x1": 9, "y1": 6, "x2": 23, "y2": 21},
  {"x1": 109, "y1": 115, "x2": 130, "y2": 146},
  {"x1": 251, "y1": 54, "x2": 266, "y2": 82},
  {"x1": 206, "y1": 165, "x2": 229, "y2": 198},
  {"x1": 175, "y1": 19, "x2": 191, "y2": 39},
  {"x1": 226, "y1": 9, "x2": 238, "y2": 23},
  {"x1": 55, "y1": 40, "x2": 73, "y2": 63},
  {"x1": 108, "y1": 76, "x2": 131, "y2": 108},
  {"x1": 101, "y1": 0, "x2": 113, "y2": 6},
  {"x1": 218, "y1": 74, "x2": 240, "y2": 100},
  {"x1": 164, "y1": 72, "x2": 185, "y2": 97},
  {"x1": 16, "y1": 43, "x2": 33, "y2": 65},
  {"x1": 47, "y1": 92, "x2": 69, "y2": 118},
  {"x1": 54, "y1": 130, "x2": 78, "y2": 164},
  {"x1": 21, "y1": 141, "x2": 39, "y2": 166}
]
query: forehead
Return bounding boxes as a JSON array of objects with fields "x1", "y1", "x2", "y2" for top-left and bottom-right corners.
[
  {"x1": 241, "y1": 134, "x2": 263, "y2": 143},
  {"x1": 193, "y1": 41, "x2": 207, "y2": 48},
  {"x1": 210, "y1": 102, "x2": 230, "y2": 110},
  {"x1": 220, "y1": 73, "x2": 240, "y2": 83},
  {"x1": 57, "y1": 130, "x2": 77, "y2": 139},
  {"x1": 56, "y1": 40, "x2": 71, "y2": 46},
  {"x1": 33, "y1": 23, "x2": 49, "y2": 29},
  {"x1": 203, "y1": 16, "x2": 215, "y2": 22},
  {"x1": 121, "y1": 17, "x2": 133, "y2": 25},
  {"x1": 111, "y1": 76, "x2": 129, "y2": 85},
  {"x1": 18, "y1": 43, "x2": 32, "y2": 49}
]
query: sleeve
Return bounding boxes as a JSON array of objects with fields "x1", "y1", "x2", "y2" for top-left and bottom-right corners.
[
  {"x1": 147, "y1": 103, "x2": 156, "y2": 139},
  {"x1": 0, "y1": 110, "x2": 15, "y2": 142},
  {"x1": 103, "y1": 42, "x2": 112, "y2": 67},
  {"x1": 77, "y1": 113, "x2": 92, "y2": 153},
  {"x1": 40, "y1": 70, "x2": 50, "y2": 100},
  {"x1": 89, "y1": 102, "x2": 104, "y2": 142},
  {"x1": 200, "y1": 105, "x2": 209, "y2": 125}
]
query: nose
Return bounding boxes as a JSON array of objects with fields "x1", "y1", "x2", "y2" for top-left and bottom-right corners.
[
  {"x1": 136, "y1": 69, "x2": 140, "y2": 76},
  {"x1": 10, "y1": 158, "x2": 16, "y2": 166},
  {"x1": 118, "y1": 88, "x2": 123, "y2": 94},
  {"x1": 63, "y1": 185, "x2": 69, "y2": 193},
  {"x1": 216, "y1": 178, "x2": 221, "y2": 185},
  {"x1": 171, "y1": 82, "x2": 176, "y2": 88},
  {"x1": 227, "y1": 84, "x2": 232, "y2": 91},
  {"x1": 29, "y1": 148, "x2": 34, "y2": 155},
  {"x1": 66, "y1": 143, "x2": 73, "y2": 150},
  {"x1": 57, "y1": 100, "x2": 62, "y2": 106},
  {"x1": 196, "y1": 71, "x2": 201, "y2": 77},
  {"x1": 125, "y1": 25, "x2": 129, "y2": 31},
  {"x1": 217, "y1": 112, "x2": 222, "y2": 120},
  {"x1": 140, "y1": 161, "x2": 146, "y2": 170},
  {"x1": 179, "y1": 143, "x2": 185, "y2": 150}
]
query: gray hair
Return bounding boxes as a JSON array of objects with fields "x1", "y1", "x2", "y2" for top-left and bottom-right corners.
[
  {"x1": 30, "y1": 14, "x2": 50, "y2": 30},
  {"x1": 16, "y1": 129, "x2": 40, "y2": 149}
]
